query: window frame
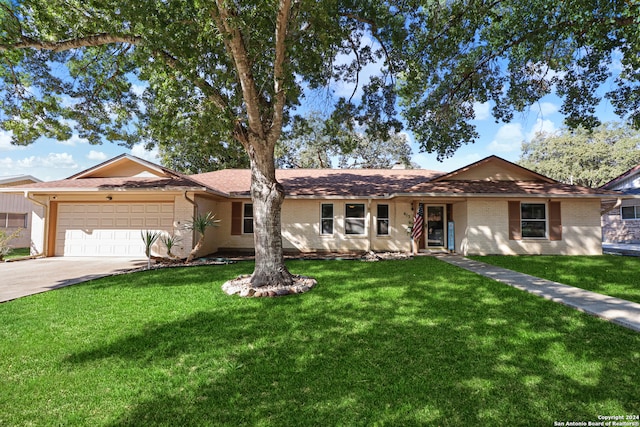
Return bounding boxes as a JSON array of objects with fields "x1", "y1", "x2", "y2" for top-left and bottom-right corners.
[
  {"x1": 0, "y1": 212, "x2": 27, "y2": 228},
  {"x1": 320, "y1": 203, "x2": 334, "y2": 235},
  {"x1": 345, "y1": 203, "x2": 366, "y2": 235},
  {"x1": 376, "y1": 204, "x2": 390, "y2": 236},
  {"x1": 243, "y1": 203, "x2": 254, "y2": 234},
  {"x1": 520, "y1": 203, "x2": 547, "y2": 239},
  {"x1": 621, "y1": 205, "x2": 640, "y2": 220}
]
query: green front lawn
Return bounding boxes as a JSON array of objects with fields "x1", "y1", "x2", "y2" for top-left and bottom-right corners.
[
  {"x1": 470, "y1": 255, "x2": 640, "y2": 304},
  {"x1": 1, "y1": 257, "x2": 638, "y2": 426}
]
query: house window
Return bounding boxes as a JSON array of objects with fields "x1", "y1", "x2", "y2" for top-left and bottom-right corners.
[
  {"x1": 377, "y1": 204, "x2": 389, "y2": 235},
  {"x1": 521, "y1": 203, "x2": 546, "y2": 238},
  {"x1": 243, "y1": 203, "x2": 254, "y2": 234},
  {"x1": 1, "y1": 213, "x2": 27, "y2": 228},
  {"x1": 320, "y1": 204, "x2": 334, "y2": 235},
  {"x1": 345, "y1": 203, "x2": 365, "y2": 235},
  {"x1": 621, "y1": 205, "x2": 640, "y2": 220}
]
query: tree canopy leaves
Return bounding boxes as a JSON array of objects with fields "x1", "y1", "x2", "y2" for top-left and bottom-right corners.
[
  {"x1": 276, "y1": 112, "x2": 412, "y2": 169},
  {"x1": 519, "y1": 122, "x2": 640, "y2": 188},
  {"x1": 1, "y1": 0, "x2": 638, "y2": 160}
]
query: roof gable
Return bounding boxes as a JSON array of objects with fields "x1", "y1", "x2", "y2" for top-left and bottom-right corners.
[
  {"x1": 0, "y1": 175, "x2": 42, "y2": 187},
  {"x1": 433, "y1": 155, "x2": 556, "y2": 183},
  {"x1": 69, "y1": 154, "x2": 174, "y2": 179},
  {"x1": 600, "y1": 164, "x2": 640, "y2": 191}
]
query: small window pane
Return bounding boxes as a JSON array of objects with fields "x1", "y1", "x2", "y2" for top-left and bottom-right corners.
[
  {"x1": 622, "y1": 206, "x2": 636, "y2": 220},
  {"x1": 377, "y1": 220, "x2": 389, "y2": 235},
  {"x1": 345, "y1": 219, "x2": 365, "y2": 235},
  {"x1": 346, "y1": 204, "x2": 365, "y2": 218},
  {"x1": 321, "y1": 204, "x2": 334, "y2": 235},
  {"x1": 521, "y1": 204, "x2": 545, "y2": 219},
  {"x1": 7, "y1": 213, "x2": 26, "y2": 228},
  {"x1": 377, "y1": 204, "x2": 389, "y2": 235},
  {"x1": 345, "y1": 204, "x2": 365, "y2": 235},
  {"x1": 243, "y1": 203, "x2": 253, "y2": 233},
  {"x1": 522, "y1": 221, "x2": 546, "y2": 238}
]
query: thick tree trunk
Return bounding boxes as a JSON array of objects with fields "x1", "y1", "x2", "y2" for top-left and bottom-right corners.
[{"x1": 249, "y1": 144, "x2": 294, "y2": 288}]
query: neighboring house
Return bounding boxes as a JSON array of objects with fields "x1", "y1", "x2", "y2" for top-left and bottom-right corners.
[
  {"x1": 0, "y1": 175, "x2": 43, "y2": 249},
  {"x1": 0, "y1": 154, "x2": 620, "y2": 258},
  {"x1": 600, "y1": 165, "x2": 640, "y2": 243}
]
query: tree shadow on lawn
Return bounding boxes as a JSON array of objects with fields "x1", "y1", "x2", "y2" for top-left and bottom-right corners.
[{"x1": 65, "y1": 258, "x2": 640, "y2": 426}]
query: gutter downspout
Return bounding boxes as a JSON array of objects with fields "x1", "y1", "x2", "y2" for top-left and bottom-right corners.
[
  {"x1": 25, "y1": 192, "x2": 46, "y2": 258},
  {"x1": 601, "y1": 197, "x2": 623, "y2": 216}
]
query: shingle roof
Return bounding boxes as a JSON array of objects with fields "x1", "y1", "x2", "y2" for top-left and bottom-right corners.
[
  {"x1": 190, "y1": 168, "x2": 446, "y2": 196},
  {"x1": 408, "y1": 180, "x2": 620, "y2": 196},
  {"x1": 9, "y1": 176, "x2": 207, "y2": 191},
  {"x1": 2, "y1": 154, "x2": 622, "y2": 198}
]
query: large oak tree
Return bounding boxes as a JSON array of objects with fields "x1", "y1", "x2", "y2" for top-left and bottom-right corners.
[
  {"x1": 1, "y1": 0, "x2": 639, "y2": 287},
  {"x1": 520, "y1": 122, "x2": 640, "y2": 188}
]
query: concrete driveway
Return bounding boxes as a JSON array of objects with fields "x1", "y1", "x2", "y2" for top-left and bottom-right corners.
[{"x1": 0, "y1": 257, "x2": 147, "y2": 303}]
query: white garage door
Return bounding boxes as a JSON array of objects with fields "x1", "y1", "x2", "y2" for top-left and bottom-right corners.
[{"x1": 56, "y1": 203, "x2": 174, "y2": 257}]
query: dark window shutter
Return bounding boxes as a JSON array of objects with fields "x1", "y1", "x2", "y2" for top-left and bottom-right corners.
[
  {"x1": 231, "y1": 202, "x2": 242, "y2": 235},
  {"x1": 549, "y1": 201, "x2": 562, "y2": 241},
  {"x1": 508, "y1": 201, "x2": 521, "y2": 240}
]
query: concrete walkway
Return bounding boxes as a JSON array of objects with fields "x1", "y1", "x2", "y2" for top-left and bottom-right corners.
[
  {"x1": 602, "y1": 242, "x2": 640, "y2": 257},
  {"x1": 438, "y1": 255, "x2": 640, "y2": 333},
  {"x1": 0, "y1": 257, "x2": 147, "y2": 303}
]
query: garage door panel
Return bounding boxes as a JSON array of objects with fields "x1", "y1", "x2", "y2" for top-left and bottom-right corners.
[
  {"x1": 56, "y1": 202, "x2": 174, "y2": 257},
  {"x1": 100, "y1": 218, "x2": 114, "y2": 227},
  {"x1": 130, "y1": 218, "x2": 144, "y2": 227}
]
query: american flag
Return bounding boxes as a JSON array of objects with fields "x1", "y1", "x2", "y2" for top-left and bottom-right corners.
[{"x1": 411, "y1": 204, "x2": 424, "y2": 241}]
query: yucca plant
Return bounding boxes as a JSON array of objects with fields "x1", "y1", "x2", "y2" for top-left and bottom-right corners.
[
  {"x1": 160, "y1": 233, "x2": 181, "y2": 258},
  {"x1": 185, "y1": 212, "x2": 220, "y2": 263},
  {"x1": 140, "y1": 230, "x2": 160, "y2": 269}
]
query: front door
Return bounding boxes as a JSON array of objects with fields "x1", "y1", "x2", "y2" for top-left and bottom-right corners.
[{"x1": 426, "y1": 205, "x2": 445, "y2": 247}]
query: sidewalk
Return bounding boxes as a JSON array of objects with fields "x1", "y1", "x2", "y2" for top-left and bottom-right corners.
[{"x1": 438, "y1": 255, "x2": 640, "y2": 333}]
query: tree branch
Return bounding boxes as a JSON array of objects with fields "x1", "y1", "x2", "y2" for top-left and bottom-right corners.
[
  {"x1": 269, "y1": 0, "x2": 292, "y2": 147},
  {"x1": 212, "y1": 0, "x2": 265, "y2": 142},
  {"x1": 340, "y1": 12, "x2": 395, "y2": 79},
  {"x1": 153, "y1": 50, "x2": 229, "y2": 111},
  {"x1": 0, "y1": 33, "x2": 142, "y2": 52}
]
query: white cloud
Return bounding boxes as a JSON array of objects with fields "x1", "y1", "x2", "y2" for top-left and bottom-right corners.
[
  {"x1": 87, "y1": 150, "x2": 108, "y2": 161},
  {"x1": 56, "y1": 133, "x2": 89, "y2": 146},
  {"x1": 0, "y1": 130, "x2": 23, "y2": 152},
  {"x1": 487, "y1": 123, "x2": 524, "y2": 152},
  {"x1": 0, "y1": 157, "x2": 15, "y2": 171},
  {"x1": 535, "y1": 102, "x2": 558, "y2": 117},
  {"x1": 16, "y1": 153, "x2": 78, "y2": 169},
  {"x1": 526, "y1": 118, "x2": 557, "y2": 141},
  {"x1": 130, "y1": 143, "x2": 161, "y2": 164},
  {"x1": 473, "y1": 102, "x2": 491, "y2": 121}
]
